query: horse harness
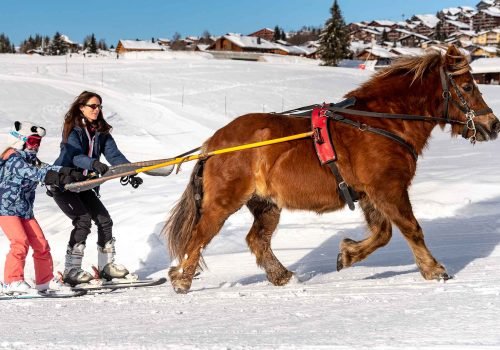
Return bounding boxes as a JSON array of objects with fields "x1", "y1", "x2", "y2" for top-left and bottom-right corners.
[{"x1": 283, "y1": 67, "x2": 493, "y2": 211}]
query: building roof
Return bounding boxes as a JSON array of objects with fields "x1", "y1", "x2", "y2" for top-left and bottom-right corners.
[
  {"x1": 118, "y1": 40, "x2": 163, "y2": 50},
  {"x1": 481, "y1": 6, "x2": 500, "y2": 17},
  {"x1": 222, "y1": 34, "x2": 277, "y2": 50},
  {"x1": 470, "y1": 57, "x2": 500, "y2": 73},
  {"x1": 445, "y1": 20, "x2": 471, "y2": 29},
  {"x1": 413, "y1": 14, "x2": 441, "y2": 28}
]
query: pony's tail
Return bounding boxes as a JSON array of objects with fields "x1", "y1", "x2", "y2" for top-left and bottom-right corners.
[{"x1": 162, "y1": 160, "x2": 205, "y2": 265}]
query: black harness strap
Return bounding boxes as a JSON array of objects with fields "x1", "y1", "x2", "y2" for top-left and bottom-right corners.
[
  {"x1": 329, "y1": 113, "x2": 418, "y2": 161},
  {"x1": 327, "y1": 162, "x2": 358, "y2": 210}
]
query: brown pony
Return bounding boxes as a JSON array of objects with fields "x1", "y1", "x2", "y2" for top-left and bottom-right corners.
[{"x1": 164, "y1": 45, "x2": 499, "y2": 294}]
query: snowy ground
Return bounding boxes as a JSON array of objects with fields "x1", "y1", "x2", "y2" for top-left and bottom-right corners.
[{"x1": 0, "y1": 52, "x2": 499, "y2": 349}]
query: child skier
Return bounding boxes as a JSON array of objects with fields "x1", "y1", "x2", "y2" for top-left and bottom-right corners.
[{"x1": 0, "y1": 121, "x2": 86, "y2": 294}]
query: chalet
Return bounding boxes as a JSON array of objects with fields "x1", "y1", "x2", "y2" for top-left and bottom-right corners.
[
  {"x1": 442, "y1": 19, "x2": 471, "y2": 35},
  {"x1": 447, "y1": 30, "x2": 477, "y2": 46},
  {"x1": 356, "y1": 46, "x2": 397, "y2": 67},
  {"x1": 157, "y1": 38, "x2": 170, "y2": 47},
  {"x1": 472, "y1": 7, "x2": 500, "y2": 31},
  {"x1": 476, "y1": 0, "x2": 499, "y2": 11},
  {"x1": 366, "y1": 20, "x2": 397, "y2": 30},
  {"x1": 350, "y1": 27, "x2": 382, "y2": 43},
  {"x1": 61, "y1": 35, "x2": 80, "y2": 53},
  {"x1": 470, "y1": 57, "x2": 500, "y2": 83},
  {"x1": 115, "y1": 40, "x2": 163, "y2": 54},
  {"x1": 207, "y1": 34, "x2": 279, "y2": 54},
  {"x1": 474, "y1": 28, "x2": 500, "y2": 45},
  {"x1": 248, "y1": 28, "x2": 275, "y2": 41},
  {"x1": 411, "y1": 14, "x2": 441, "y2": 37},
  {"x1": 397, "y1": 32, "x2": 430, "y2": 47},
  {"x1": 469, "y1": 45, "x2": 499, "y2": 59}
]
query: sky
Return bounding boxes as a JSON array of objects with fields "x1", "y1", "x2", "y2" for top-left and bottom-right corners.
[{"x1": 0, "y1": 0, "x2": 482, "y2": 46}]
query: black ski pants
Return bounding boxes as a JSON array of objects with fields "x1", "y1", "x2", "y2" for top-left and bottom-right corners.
[{"x1": 51, "y1": 189, "x2": 113, "y2": 248}]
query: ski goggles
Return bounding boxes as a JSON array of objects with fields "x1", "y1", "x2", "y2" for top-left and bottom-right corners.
[{"x1": 25, "y1": 134, "x2": 42, "y2": 149}]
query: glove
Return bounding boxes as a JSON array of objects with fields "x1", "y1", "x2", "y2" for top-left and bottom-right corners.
[
  {"x1": 92, "y1": 160, "x2": 109, "y2": 175},
  {"x1": 59, "y1": 167, "x2": 87, "y2": 181},
  {"x1": 120, "y1": 175, "x2": 143, "y2": 189},
  {"x1": 44, "y1": 170, "x2": 82, "y2": 187}
]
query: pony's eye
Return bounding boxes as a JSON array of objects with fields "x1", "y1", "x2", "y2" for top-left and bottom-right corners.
[{"x1": 462, "y1": 84, "x2": 473, "y2": 93}]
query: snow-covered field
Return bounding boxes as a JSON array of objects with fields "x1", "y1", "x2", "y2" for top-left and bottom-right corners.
[{"x1": 0, "y1": 52, "x2": 499, "y2": 349}]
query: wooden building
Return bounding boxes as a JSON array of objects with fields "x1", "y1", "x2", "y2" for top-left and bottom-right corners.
[
  {"x1": 248, "y1": 28, "x2": 275, "y2": 41},
  {"x1": 472, "y1": 7, "x2": 500, "y2": 31},
  {"x1": 115, "y1": 40, "x2": 163, "y2": 54},
  {"x1": 470, "y1": 57, "x2": 500, "y2": 83},
  {"x1": 207, "y1": 34, "x2": 281, "y2": 54}
]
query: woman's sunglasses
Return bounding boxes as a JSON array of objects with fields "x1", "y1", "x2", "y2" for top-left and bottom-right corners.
[{"x1": 85, "y1": 104, "x2": 103, "y2": 110}]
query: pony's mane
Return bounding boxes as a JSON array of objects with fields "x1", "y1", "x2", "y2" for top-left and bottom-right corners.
[{"x1": 376, "y1": 51, "x2": 444, "y2": 85}]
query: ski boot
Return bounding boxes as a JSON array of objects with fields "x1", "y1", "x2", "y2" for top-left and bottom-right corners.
[
  {"x1": 97, "y1": 238, "x2": 132, "y2": 281},
  {"x1": 63, "y1": 243, "x2": 94, "y2": 286}
]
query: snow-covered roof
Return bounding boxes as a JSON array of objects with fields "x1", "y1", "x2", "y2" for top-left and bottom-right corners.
[
  {"x1": 61, "y1": 35, "x2": 77, "y2": 45},
  {"x1": 481, "y1": 7, "x2": 500, "y2": 17},
  {"x1": 470, "y1": 57, "x2": 500, "y2": 73},
  {"x1": 445, "y1": 20, "x2": 471, "y2": 29},
  {"x1": 459, "y1": 5, "x2": 475, "y2": 12},
  {"x1": 442, "y1": 7, "x2": 462, "y2": 15},
  {"x1": 475, "y1": 45, "x2": 499, "y2": 53},
  {"x1": 370, "y1": 20, "x2": 395, "y2": 26},
  {"x1": 398, "y1": 31, "x2": 430, "y2": 41},
  {"x1": 361, "y1": 46, "x2": 397, "y2": 58},
  {"x1": 222, "y1": 34, "x2": 277, "y2": 50},
  {"x1": 118, "y1": 40, "x2": 163, "y2": 50},
  {"x1": 413, "y1": 14, "x2": 440, "y2": 28},
  {"x1": 390, "y1": 47, "x2": 425, "y2": 56}
]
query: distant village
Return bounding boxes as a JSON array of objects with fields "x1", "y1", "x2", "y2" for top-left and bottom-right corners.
[{"x1": 4, "y1": 0, "x2": 500, "y2": 84}]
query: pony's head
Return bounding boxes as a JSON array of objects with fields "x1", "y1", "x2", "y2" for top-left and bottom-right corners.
[{"x1": 441, "y1": 45, "x2": 499, "y2": 142}]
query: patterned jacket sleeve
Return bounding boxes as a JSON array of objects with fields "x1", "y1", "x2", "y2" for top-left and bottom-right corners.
[{"x1": 8, "y1": 156, "x2": 62, "y2": 183}]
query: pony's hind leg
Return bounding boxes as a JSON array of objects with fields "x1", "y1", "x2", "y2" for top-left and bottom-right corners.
[
  {"x1": 337, "y1": 195, "x2": 393, "y2": 271},
  {"x1": 168, "y1": 159, "x2": 254, "y2": 293},
  {"x1": 246, "y1": 195, "x2": 293, "y2": 286}
]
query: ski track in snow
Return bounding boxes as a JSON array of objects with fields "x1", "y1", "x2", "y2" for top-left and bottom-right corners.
[{"x1": 0, "y1": 53, "x2": 499, "y2": 349}]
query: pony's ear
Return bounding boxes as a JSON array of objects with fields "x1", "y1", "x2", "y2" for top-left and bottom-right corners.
[
  {"x1": 445, "y1": 45, "x2": 467, "y2": 72},
  {"x1": 446, "y1": 44, "x2": 461, "y2": 57},
  {"x1": 14, "y1": 121, "x2": 21, "y2": 131}
]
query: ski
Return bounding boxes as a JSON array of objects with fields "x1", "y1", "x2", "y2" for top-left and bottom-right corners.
[
  {"x1": 0, "y1": 289, "x2": 87, "y2": 301},
  {"x1": 71, "y1": 277, "x2": 167, "y2": 292}
]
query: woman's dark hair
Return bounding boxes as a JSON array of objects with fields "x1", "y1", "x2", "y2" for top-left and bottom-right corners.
[{"x1": 62, "y1": 91, "x2": 111, "y2": 142}]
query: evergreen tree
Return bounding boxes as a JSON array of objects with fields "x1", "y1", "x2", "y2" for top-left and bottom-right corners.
[
  {"x1": 281, "y1": 30, "x2": 287, "y2": 41},
  {"x1": 0, "y1": 33, "x2": 12, "y2": 53},
  {"x1": 88, "y1": 33, "x2": 98, "y2": 53},
  {"x1": 317, "y1": 0, "x2": 350, "y2": 66},
  {"x1": 273, "y1": 25, "x2": 281, "y2": 41},
  {"x1": 382, "y1": 29, "x2": 389, "y2": 43},
  {"x1": 50, "y1": 32, "x2": 67, "y2": 55}
]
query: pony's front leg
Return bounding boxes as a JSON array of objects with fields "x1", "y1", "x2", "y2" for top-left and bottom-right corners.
[
  {"x1": 371, "y1": 189, "x2": 449, "y2": 280},
  {"x1": 169, "y1": 251, "x2": 200, "y2": 294}
]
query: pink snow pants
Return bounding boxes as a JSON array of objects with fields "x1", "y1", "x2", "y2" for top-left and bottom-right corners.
[{"x1": 0, "y1": 216, "x2": 54, "y2": 285}]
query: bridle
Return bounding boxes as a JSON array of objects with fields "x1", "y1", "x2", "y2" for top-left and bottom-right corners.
[{"x1": 439, "y1": 64, "x2": 493, "y2": 144}]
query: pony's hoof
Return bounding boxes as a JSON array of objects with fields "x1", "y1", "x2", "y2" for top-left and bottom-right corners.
[
  {"x1": 336, "y1": 253, "x2": 344, "y2": 271},
  {"x1": 269, "y1": 270, "x2": 293, "y2": 286},
  {"x1": 171, "y1": 279, "x2": 191, "y2": 294},
  {"x1": 438, "y1": 272, "x2": 452, "y2": 281}
]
